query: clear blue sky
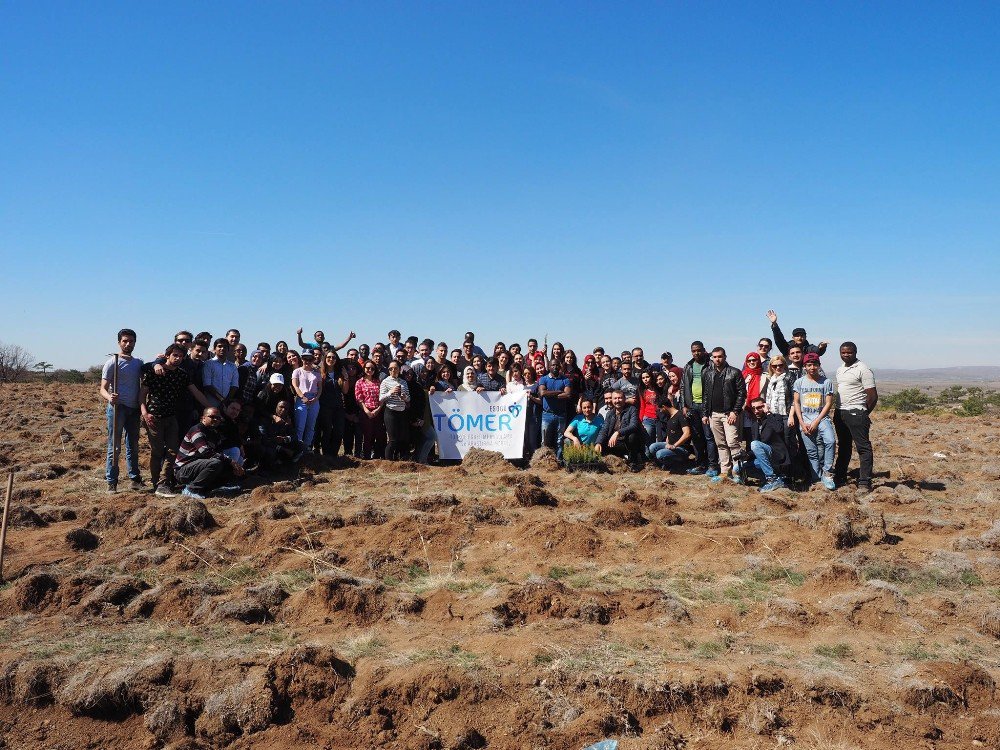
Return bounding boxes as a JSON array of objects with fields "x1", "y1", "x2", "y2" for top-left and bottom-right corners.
[{"x1": 3, "y1": 2, "x2": 998, "y2": 371}]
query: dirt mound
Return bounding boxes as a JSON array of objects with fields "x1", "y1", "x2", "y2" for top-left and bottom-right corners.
[
  {"x1": 529, "y1": 447, "x2": 560, "y2": 471},
  {"x1": 128, "y1": 500, "x2": 216, "y2": 540},
  {"x1": 590, "y1": 503, "x2": 648, "y2": 529},
  {"x1": 512, "y1": 484, "x2": 558, "y2": 507},
  {"x1": 65, "y1": 528, "x2": 99, "y2": 551},
  {"x1": 459, "y1": 448, "x2": 510, "y2": 473},
  {"x1": 408, "y1": 493, "x2": 460, "y2": 511}
]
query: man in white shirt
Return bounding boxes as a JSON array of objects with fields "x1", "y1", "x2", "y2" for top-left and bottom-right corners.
[
  {"x1": 833, "y1": 341, "x2": 878, "y2": 494},
  {"x1": 202, "y1": 338, "x2": 240, "y2": 407}
]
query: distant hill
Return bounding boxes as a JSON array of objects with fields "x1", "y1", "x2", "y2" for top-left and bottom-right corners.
[{"x1": 874, "y1": 366, "x2": 1000, "y2": 383}]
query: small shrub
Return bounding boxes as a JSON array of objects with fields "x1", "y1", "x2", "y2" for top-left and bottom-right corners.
[
  {"x1": 561, "y1": 443, "x2": 605, "y2": 471},
  {"x1": 882, "y1": 388, "x2": 934, "y2": 413}
]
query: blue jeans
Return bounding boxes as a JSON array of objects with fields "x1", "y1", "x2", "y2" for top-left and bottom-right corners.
[
  {"x1": 641, "y1": 417, "x2": 658, "y2": 441},
  {"x1": 646, "y1": 443, "x2": 688, "y2": 469},
  {"x1": 294, "y1": 398, "x2": 320, "y2": 446},
  {"x1": 749, "y1": 440, "x2": 776, "y2": 479},
  {"x1": 541, "y1": 411, "x2": 567, "y2": 458},
  {"x1": 800, "y1": 417, "x2": 835, "y2": 481},
  {"x1": 106, "y1": 404, "x2": 141, "y2": 484}
]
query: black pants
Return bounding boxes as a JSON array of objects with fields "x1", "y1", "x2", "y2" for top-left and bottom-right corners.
[
  {"x1": 834, "y1": 409, "x2": 873, "y2": 486},
  {"x1": 316, "y1": 404, "x2": 345, "y2": 456},
  {"x1": 384, "y1": 408, "x2": 407, "y2": 460},
  {"x1": 174, "y1": 457, "x2": 235, "y2": 496},
  {"x1": 602, "y1": 431, "x2": 646, "y2": 464},
  {"x1": 686, "y1": 407, "x2": 719, "y2": 470}
]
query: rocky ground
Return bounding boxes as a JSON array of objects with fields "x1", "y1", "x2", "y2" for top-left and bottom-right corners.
[{"x1": 0, "y1": 382, "x2": 998, "y2": 749}]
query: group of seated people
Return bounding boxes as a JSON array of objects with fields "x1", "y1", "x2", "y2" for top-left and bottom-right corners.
[{"x1": 99, "y1": 310, "x2": 878, "y2": 498}]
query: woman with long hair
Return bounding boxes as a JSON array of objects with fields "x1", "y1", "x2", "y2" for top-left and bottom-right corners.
[
  {"x1": 637, "y1": 369, "x2": 661, "y2": 442},
  {"x1": 429, "y1": 362, "x2": 457, "y2": 394},
  {"x1": 764, "y1": 355, "x2": 795, "y2": 418},
  {"x1": 340, "y1": 356, "x2": 362, "y2": 458},
  {"x1": 497, "y1": 351, "x2": 512, "y2": 381},
  {"x1": 579, "y1": 355, "x2": 602, "y2": 412},
  {"x1": 354, "y1": 360, "x2": 386, "y2": 459},
  {"x1": 316, "y1": 350, "x2": 348, "y2": 456},
  {"x1": 523, "y1": 364, "x2": 542, "y2": 458}
]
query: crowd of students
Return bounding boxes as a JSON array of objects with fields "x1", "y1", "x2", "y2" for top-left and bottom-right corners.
[{"x1": 99, "y1": 310, "x2": 878, "y2": 499}]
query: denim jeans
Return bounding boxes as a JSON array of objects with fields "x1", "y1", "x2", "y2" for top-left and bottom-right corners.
[
  {"x1": 541, "y1": 411, "x2": 567, "y2": 458},
  {"x1": 646, "y1": 443, "x2": 689, "y2": 469},
  {"x1": 294, "y1": 398, "x2": 320, "y2": 446},
  {"x1": 641, "y1": 417, "x2": 658, "y2": 441},
  {"x1": 800, "y1": 417, "x2": 835, "y2": 481},
  {"x1": 749, "y1": 440, "x2": 776, "y2": 479},
  {"x1": 106, "y1": 404, "x2": 141, "y2": 484}
]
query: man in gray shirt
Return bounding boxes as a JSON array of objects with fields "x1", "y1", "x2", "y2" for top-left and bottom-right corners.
[
  {"x1": 833, "y1": 341, "x2": 878, "y2": 494},
  {"x1": 100, "y1": 328, "x2": 145, "y2": 492},
  {"x1": 612, "y1": 360, "x2": 640, "y2": 405}
]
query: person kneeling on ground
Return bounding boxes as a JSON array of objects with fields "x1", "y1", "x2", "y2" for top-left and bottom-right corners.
[
  {"x1": 735, "y1": 397, "x2": 792, "y2": 492},
  {"x1": 173, "y1": 407, "x2": 245, "y2": 499},
  {"x1": 594, "y1": 390, "x2": 645, "y2": 469},
  {"x1": 252, "y1": 400, "x2": 305, "y2": 474},
  {"x1": 645, "y1": 398, "x2": 692, "y2": 471},
  {"x1": 563, "y1": 398, "x2": 604, "y2": 447}
]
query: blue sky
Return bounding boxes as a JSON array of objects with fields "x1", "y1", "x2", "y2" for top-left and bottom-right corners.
[{"x1": 2, "y1": 2, "x2": 998, "y2": 371}]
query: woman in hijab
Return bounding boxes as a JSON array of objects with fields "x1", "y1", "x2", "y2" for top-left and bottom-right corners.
[
  {"x1": 457, "y1": 366, "x2": 478, "y2": 392},
  {"x1": 742, "y1": 351, "x2": 765, "y2": 442}
]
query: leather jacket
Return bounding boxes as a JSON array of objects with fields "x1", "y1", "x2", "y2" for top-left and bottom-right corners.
[{"x1": 700, "y1": 363, "x2": 747, "y2": 415}]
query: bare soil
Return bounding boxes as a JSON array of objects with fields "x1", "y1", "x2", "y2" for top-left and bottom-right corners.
[{"x1": 1, "y1": 382, "x2": 999, "y2": 749}]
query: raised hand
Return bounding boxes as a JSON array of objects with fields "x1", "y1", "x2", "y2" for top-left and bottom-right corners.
[{"x1": 766, "y1": 310, "x2": 778, "y2": 324}]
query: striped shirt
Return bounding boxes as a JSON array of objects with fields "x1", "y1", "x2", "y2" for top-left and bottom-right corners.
[
  {"x1": 379, "y1": 377, "x2": 410, "y2": 412},
  {"x1": 175, "y1": 423, "x2": 222, "y2": 468}
]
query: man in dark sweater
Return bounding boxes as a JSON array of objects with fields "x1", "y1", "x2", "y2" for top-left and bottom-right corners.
[
  {"x1": 766, "y1": 309, "x2": 828, "y2": 358},
  {"x1": 739, "y1": 397, "x2": 793, "y2": 492},
  {"x1": 594, "y1": 390, "x2": 645, "y2": 469}
]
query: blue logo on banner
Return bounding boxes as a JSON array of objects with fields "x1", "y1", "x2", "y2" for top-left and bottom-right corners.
[{"x1": 508, "y1": 404, "x2": 522, "y2": 418}]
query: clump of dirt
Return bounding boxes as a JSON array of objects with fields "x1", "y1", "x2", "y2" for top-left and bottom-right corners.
[
  {"x1": 591, "y1": 503, "x2": 648, "y2": 529},
  {"x1": 603, "y1": 455, "x2": 630, "y2": 474},
  {"x1": 529, "y1": 447, "x2": 560, "y2": 471},
  {"x1": 513, "y1": 484, "x2": 558, "y2": 507},
  {"x1": 8, "y1": 505, "x2": 47, "y2": 528},
  {"x1": 129, "y1": 500, "x2": 216, "y2": 540},
  {"x1": 499, "y1": 472, "x2": 544, "y2": 488},
  {"x1": 460, "y1": 448, "x2": 510, "y2": 473},
  {"x1": 461, "y1": 504, "x2": 507, "y2": 525},
  {"x1": 408, "y1": 493, "x2": 459, "y2": 511},
  {"x1": 65, "y1": 528, "x2": 99, "y2": 551},
  {"x1": 36, "y1": 505, "x2": 77, "y2": 522},
  {"x1": 262, "y1": 503, "x2": 290, "y2": 520},
  {"x1": 830, "y1": 506, "x2": 888, "y2": 548},
  {"x1": 13, "y1": 572, "x2": 59, "y2": 611},
  {"x1": 348, "y1": 505, "x2": 388, "y2": 526}
]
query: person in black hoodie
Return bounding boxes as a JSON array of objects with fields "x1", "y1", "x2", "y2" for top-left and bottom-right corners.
[
  {"x1": 700, "y1": 347, "x2": 747, "y2": 484},
  {"x1": 766, "y1": 310, "x2": 828, "y2": 358}
]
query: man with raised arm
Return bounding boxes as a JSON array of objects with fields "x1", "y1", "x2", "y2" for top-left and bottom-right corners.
[
  {"x1": 765, "y1": 309, "x2": 828, "y2": 358},
  {"x1": 296, "y1": 327, "x2": 356, "y2": 353}
]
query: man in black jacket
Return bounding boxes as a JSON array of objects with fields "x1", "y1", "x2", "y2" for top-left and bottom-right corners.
[
  {"x1": 701, "y1": 347, "x2": 747, "y2": 483},
  {"x1": 681, "y1": 341, "x2": 720, "y2": 476},
  {"x1": 594, "y1": 390, "x2": 644, "y2": 468},
  {"x1": 739, "y1": 398, "x2": 792, "y2": 492}
]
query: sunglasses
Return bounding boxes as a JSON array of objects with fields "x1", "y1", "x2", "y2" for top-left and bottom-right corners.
[{"x1": 175, "y1": 338, "x2": 191, "y2": 343}]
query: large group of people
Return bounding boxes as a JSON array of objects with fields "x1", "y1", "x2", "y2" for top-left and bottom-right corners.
[{"x1": 99, "y1": 310, "x2": 878, "y2": 499}]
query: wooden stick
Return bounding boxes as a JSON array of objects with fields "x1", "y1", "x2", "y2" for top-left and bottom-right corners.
[
  {"x1": 0, "y1": 471, "x2": 14, "y2": 582},
  {"x1": 111, "y1": 353, "x2": 121, "y2": 474}
]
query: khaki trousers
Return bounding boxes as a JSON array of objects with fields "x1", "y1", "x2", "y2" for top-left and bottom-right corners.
[{"x1": 709, "y1": 412, "x2": 741, "y2": 477}]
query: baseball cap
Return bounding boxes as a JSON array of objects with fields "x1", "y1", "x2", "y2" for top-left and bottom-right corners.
[
  {"x1": 269, "y1": 373, "x2": 285, "y2": 384},
  {"x1": 792, "y1": 327, "x2": 807, "y2": 337},
  {"x1": 802, "y1": 353, "x2": 821, "y2": 364}
]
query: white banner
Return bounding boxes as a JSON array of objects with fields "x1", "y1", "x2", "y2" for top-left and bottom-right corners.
[{"x1": 430, "y1": 390, "x2": 527, "y2": 460}]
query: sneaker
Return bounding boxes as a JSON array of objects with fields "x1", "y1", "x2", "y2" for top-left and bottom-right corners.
[
  {"x1": 154, "y1": 484, "x2": 178, "y2": 498},
  {"x1": 686, "y1": 466, "x2": 707, "y2": 475},
  {"x1": 706, "y1": 468, "x2": 720, "y2": 478},
  {"x1": 821, "y1": 474, "x2": 836, "y2": 491},
  {"x1": 733, "y1": 474, "x2": 744, "y2": 485},
  {"x1": 181, "y1": 487, "x2": 207, "y2": 500},
  {"x1": 710, "y1": 474, "x2": 727, "y2": 484},
  {"x1": 214, "y1": 485, "x2": 242, "y2": 495},
  {"x1": 760, "y1": 478, "x2": 786, "y2": 493},
  {"x1": 129, "y1": 478, "x2": 146, "y2": 491},
  {"x1": 107, "y1": 482, "x2": 118, "y2": 493}
]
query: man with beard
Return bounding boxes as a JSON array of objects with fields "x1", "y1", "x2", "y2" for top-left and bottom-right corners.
[
  {"x1": 681, "y1": 341, "x2": 720, "y2": 477},
  {"x1": 100, "y1": 328, "x2": 144, "y2": 492},
  {"x1": 174, "y1": 407, "x2": 245, "y2": 499}
]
